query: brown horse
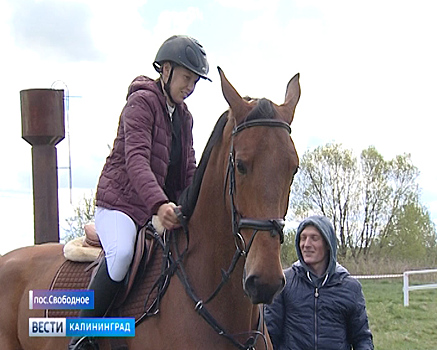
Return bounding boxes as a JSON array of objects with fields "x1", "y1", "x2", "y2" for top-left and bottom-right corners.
[{"x1": 0, "y1": 68, "x2": 300, "y2": 350}]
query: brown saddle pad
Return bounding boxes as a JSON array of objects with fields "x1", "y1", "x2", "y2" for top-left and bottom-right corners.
[
  {"x1": 46, "y1": 260, "x2": 95, "y2": 318},
  {"x1": 47, "y1": 230, "x2": 167, "y2": 322}
]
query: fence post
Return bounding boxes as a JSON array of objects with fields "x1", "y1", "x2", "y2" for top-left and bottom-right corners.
[{"x1": 403, "y1": 272, "x2": 409, "y2": 307}]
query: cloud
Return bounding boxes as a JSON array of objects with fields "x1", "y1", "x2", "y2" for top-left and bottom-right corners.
[
  {"x1": 215, "y1": 0, "x2": 280, "y2": 11},
  {"x1": 10, "y1": 0, "x2": 104, "y2": 62},
  {"x1": 152, "y1": 7, "x2": 204, "y2": 39}
]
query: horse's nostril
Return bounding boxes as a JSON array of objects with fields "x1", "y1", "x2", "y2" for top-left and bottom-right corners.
[
  {"x1": 245, "y1": 274, "x2": 257, "y2": 291},
  {"x1": 244, "y1": 275, "x2": 284, "y2": 305}
]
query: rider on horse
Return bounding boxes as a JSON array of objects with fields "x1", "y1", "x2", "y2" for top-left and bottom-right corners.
[{"x1": 68, "y1": 35, "x2": 210, "y2": 350}]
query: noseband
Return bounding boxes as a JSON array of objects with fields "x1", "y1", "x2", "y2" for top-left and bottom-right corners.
[{"x1": 228, "y1": 118, "x2": 290, "y2": 256}]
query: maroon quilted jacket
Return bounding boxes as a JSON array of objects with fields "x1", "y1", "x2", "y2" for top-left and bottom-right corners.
[{"x1": 96, "y1": 76, "x2": 196, "y2": 226}]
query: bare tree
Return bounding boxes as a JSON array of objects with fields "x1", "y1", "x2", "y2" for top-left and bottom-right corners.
[
  {"x1": 290, "y1": 143, "x2": 359, "y2": 257},
  {"x1": 289, "y1": 143, "x2": 424, "y2": 260},
  {"x1": 356, "y1": 146, "x2": 390, "y2": 257},
  {"x1": 63, "y1": 192, "x2": 96, "y2": 242}
]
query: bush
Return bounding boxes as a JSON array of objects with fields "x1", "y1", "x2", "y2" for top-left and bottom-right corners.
[{"x1": 62, "y1": 192, "x2": 96, "y2": 243}]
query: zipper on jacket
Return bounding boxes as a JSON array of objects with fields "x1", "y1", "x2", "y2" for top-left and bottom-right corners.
[
  {"x1": 314, "y1": 286, "x2": 319, "y2": 350},
  {"x1": 307, "y1": 271, "x2": 325, "y2": 350}
]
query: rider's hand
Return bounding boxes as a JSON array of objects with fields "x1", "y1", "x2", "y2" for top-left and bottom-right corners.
[
  {"x1": 157, "y1": 202, "x2": 181, "y2": 231},
  {"x1": 151, "y1": 215, "x2": 165, "y2": 235}
]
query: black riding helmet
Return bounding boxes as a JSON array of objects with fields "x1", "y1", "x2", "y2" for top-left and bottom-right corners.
[{"x1": 153, "y1": 35, "x2": 211, "y2": 81}]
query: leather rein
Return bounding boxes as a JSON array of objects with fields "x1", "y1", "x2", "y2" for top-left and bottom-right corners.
[{"x1": 170, "y1": 118, "x2": 291, "y2": 350}]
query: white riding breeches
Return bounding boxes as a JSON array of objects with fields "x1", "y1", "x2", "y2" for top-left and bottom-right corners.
[{"x1": 95, "y1": 207, "x2": 137, "y2": 282}]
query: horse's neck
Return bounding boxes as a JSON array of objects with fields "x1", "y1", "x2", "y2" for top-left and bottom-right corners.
[
  {"x1": 190, "y1": 139, "x2": 233, "y2": 257},
  {"x1": 168, "y1": 128, "x2": 266, "y2": 346},
  {"x1": 191, "y1": 134, "x2": 231, "y2": 238},
  {"x1": 184, "y1": 139, "x2": 256, "y2": 322}
]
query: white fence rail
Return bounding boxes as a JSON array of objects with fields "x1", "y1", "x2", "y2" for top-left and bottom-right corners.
[
  {"x1": 403, "y1": 269, "x2": 437, "y2": 307},
  {"x1": 352, "y1": 270, "x2": 437, "y2": 307},
  {"x1": 352, "y1": 274, "x2": 402, "y2": 279}
]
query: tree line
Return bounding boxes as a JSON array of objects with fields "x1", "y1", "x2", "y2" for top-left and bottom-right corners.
[
  {"x1": 64, "y1": 143, "x2": 437, "y2": 268},
  {"x1": 283, "y1": 143, "x2": 437, "y2": 266}
]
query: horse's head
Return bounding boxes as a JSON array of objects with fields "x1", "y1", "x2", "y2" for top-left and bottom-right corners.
[{"x1": 219, "y1": 68, "x2": 300, "y2": 304}]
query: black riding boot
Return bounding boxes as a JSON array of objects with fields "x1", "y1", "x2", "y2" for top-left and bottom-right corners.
[{"x1": 67, "y1": 258, "x2": 122, "y2": 350}]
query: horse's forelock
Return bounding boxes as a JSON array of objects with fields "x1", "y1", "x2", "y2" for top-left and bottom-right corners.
[{"x1": 244, "y1": 98, "x2": 275, "y2": 122}]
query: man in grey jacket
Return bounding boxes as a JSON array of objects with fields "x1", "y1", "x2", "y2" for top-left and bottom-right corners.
[{"x1": 265, "y1": 216, "x2": 374, "y2": 350}]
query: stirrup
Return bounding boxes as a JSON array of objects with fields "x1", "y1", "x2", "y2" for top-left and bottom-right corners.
[{"x1": 69, "y1": 336, "x2": 99, "y2": 350}]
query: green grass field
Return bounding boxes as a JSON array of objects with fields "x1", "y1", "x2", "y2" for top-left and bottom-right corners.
[{"x1": 360, "y1": 278, "x2": 437, "y2": 349}]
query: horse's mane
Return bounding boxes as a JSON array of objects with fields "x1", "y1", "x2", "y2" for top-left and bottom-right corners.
[
  {"x1": 178, "y1": 98, "x2": 275, "y2": 220},
  {"x1": 178, "y1": 111, "x2": 228, "y2": 220}
]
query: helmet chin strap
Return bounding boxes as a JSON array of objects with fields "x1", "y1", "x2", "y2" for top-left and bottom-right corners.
[{"x1": 163, "y1": 65, "x2": 176, "y2": 106}]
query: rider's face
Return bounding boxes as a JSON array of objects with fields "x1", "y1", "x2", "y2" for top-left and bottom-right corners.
[{"x1": 163, "y1": 64, "x2": 200, "y2": 105}]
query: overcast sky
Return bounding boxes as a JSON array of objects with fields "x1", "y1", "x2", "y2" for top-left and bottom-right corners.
[{"x1": 1, "y1": 0, "x2": 436, "y2": 254}]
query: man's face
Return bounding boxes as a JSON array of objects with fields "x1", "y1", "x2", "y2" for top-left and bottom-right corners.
[
  {"x1": 299, "y1": 225, "x2": 329, "y2": 275},
  {"x1": 164, "y1": 64, "x2": 199, "y2": 104}
]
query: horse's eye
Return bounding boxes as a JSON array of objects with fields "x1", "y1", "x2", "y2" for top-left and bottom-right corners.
[{"x1": 236, "y1": 159, "x2": 247, "y2": 175}]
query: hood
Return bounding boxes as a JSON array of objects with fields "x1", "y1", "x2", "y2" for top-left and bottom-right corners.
[
  {"x1": 295, "y1": 215, "x2": 337, "y2": 278},
  {"x1": 126, "y1": 75, "x2": 164, "y2": 101}
]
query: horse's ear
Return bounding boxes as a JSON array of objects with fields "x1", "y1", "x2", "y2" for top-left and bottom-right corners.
[
  {"x1": 278, "y1": 73, "x2": 301, "y2": 124},
  {"x1": 218, "y1": 67, "x2": 248, "y2": 120}
]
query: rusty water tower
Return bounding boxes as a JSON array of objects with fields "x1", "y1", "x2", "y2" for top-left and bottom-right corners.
[{"x1": 20, "y1": 89, "x2": 65, "y2": 244}]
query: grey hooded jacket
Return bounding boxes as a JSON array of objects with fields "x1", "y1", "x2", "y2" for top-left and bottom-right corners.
[{"x1": 265, "y1": 216, "x2": 374, "y2": 350}]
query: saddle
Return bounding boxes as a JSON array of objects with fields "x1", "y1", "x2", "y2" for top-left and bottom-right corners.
[
  {"x1": 63, "y1": 224, "x2": 102, "y2": 262},
  {"x1": 48, "y1": 222, "x2": 170, "y2": 323}
]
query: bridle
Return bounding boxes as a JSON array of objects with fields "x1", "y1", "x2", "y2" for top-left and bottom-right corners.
[
  {"x1": 228, "y1": 118, "x2": 291, "y2": 256},
  {"x1": 171, "y1": 117, "x2": 291, "y2": 350}
]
